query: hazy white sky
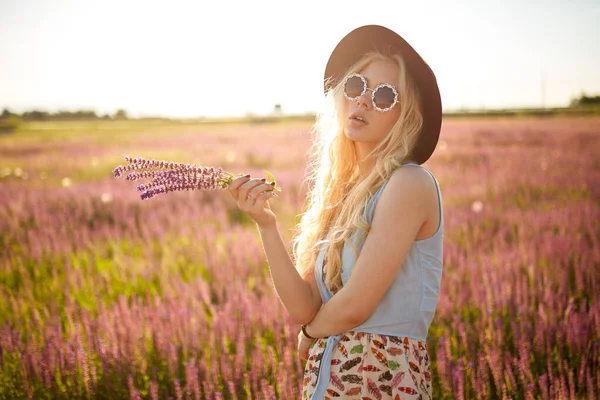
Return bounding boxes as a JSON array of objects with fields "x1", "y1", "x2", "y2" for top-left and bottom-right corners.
[{"x1": 1, "y1": 0, "x2": 599, "y2": 118}]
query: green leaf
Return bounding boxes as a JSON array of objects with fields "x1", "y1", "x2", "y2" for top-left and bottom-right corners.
[
  {"x1": 263, "y1": 169, "x2": 282, "y2": 192},
  {"x1": 263, "y1": 169, "x2": 276, "y2": 184},
  {"x1": 350, "y1": 344, "x2": 364, "y2": 354},
  {"x1": 388, "y1": 360, "x2": 400, "y2": 370}
]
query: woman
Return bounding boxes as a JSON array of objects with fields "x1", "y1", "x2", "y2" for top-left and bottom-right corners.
[{"x1": 228, "y1": 25, "x2": 443, "y2": 399}]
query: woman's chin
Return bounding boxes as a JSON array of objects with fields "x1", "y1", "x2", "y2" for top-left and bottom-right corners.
[{"x1": 344, "y1": 126, "x2": 368, "y2": 141}]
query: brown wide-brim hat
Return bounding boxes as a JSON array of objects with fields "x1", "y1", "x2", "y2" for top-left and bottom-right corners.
[{"x1": 324, "y1": 24, "x2": 442, "y2": 165}]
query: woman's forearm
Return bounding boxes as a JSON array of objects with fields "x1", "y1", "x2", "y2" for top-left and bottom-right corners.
[
  {"x1": 257, "y1": 221, "x2": 317, "y2": 325},
  {"x1": 304, "y1": 286, "x2": 364, "y2": 339}
]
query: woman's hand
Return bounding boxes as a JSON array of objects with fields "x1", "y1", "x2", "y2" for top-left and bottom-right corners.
[
  {"x1": 227, "y1": 174, "x2": 278, "y2": 228},
  {"x1": 298, "y1": 329, "x2": 316, "y2": 361}
]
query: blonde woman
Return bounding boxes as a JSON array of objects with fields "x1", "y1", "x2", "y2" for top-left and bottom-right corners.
[{"x1": 228, "y1": 25, "x2": 443, "y2": 399}]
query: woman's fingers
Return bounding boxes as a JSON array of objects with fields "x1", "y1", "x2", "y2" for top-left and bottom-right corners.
[
  {"x1": 297, "y1": 332, "x2": 314, "y2": 361},
  {"x1": 238, "y1": 178, "x2": 265, "y2": 202},
  {"x1": 260, "y1": 190, "x2": 278, "y2": 202},
  {"x1": 227, "y1": 175, "x2": 250, "y2": 199},
  {"x1": 301, "y1": 349, "x2": 309, "y2": 360},
  {"x1": 228, "y1": 175, "x2": 278, "y2": 217},
  {"x1": 247, "y1": 181, "x2": 277, "y2": 200},
  {"x1": 228, "y1": 176, "x2": 265, "y2": 198}
]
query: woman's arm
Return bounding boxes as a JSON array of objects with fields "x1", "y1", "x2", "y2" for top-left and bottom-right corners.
[
  {"x1": 303, "y1": 167, "x2": 432, "y2": 339},
  {"x1": 258, "y1": 222, "x2": 322, "y2": 325},
  {"x1": 302, "y1": 288, "x2": 366, "y2": 338}
]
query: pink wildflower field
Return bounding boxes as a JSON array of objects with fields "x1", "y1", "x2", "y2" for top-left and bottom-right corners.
[{"x1": 0, "y1": 116, "x2": 598, "y2": 399}]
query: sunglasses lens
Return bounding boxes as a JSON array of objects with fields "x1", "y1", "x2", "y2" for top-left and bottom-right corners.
[
  {"x1": 344, "y1": 76, "x2": 364, "y2": 98},
  {"x1": 374, "y1": 86, "x2": 396, "y2": 110}
]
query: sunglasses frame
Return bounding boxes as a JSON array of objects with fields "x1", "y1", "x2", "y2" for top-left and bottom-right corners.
[{"x1": 342, "y1": 73, "x2": 399, "y2": 113}]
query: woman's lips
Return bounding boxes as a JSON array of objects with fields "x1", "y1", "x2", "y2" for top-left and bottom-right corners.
[
  {"x1": 349, "y1": 111, "x2": 368, "y2": 128},
  {"x1": 349, "y1": 118, "x2": 368, "y2": 128},
  {"x1": 349, "y1": 111, "x2": 368, "y2": 124}
]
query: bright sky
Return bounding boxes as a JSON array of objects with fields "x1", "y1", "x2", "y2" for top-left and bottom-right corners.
[{"x1": 1, "y1": 0, "x2": 599, "y2": 118}]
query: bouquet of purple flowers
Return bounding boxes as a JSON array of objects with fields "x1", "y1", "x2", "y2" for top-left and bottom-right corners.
[{"x1": 113, "y1": 155, "x2": 281, "y2": 200}]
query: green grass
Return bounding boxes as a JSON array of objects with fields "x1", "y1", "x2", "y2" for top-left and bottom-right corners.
[{"x1": 0, "y1": 235, "x2": 216, "y2": 333}]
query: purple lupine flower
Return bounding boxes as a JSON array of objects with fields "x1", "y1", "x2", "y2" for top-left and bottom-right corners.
[
  {"x1": 174, "y1": 378, "x2": 183, "y2": 400},
  {"x1": 260, "y1": 378, "x2": 270, "y2": 400},
  {"x1": 184, "y1": 360, "x2": 200, "y2": 400},
  {"x1": 149, "y1": 380, "x2": 159, "y2": 400},
  {"x1": 113, "y1": 155, "x2": 280, "y2": 200},
  {"x1": 127, "y1": 375, "x2": 142, "y2": 400},
  {"x1": 227, "y1": 380, "x2": 239, "y2": 400}
]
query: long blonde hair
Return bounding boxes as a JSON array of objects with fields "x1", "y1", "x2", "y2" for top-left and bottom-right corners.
[{"x1": 291, "y1": 51, "x2": 424, "y2": 295}]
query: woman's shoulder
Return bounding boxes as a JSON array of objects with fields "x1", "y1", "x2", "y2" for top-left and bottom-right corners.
[
  {"x1": 385, "y1": 165, "x2": 436, "y2": 195},
  {"x1": 371, "y1": 166, "x2": 438, "y2": 221},
  {"x1": 363, "y1": 165, "x2": 439, "y2": 226}
]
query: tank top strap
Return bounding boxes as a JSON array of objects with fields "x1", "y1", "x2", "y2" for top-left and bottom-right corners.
[{"x1": 364, "y1": 164, "x2": 407, "y2": 223}]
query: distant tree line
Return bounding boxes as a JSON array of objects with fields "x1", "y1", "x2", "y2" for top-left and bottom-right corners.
[
  {"x1": 1, "y1": 92, "x2": 599, "y2": 133},
  {"x1": 570, "y1": 93, "x2": 600, "y2": 107},
  {"x1": 0, "y1": 108, "x2": 129, "y2": 121}
]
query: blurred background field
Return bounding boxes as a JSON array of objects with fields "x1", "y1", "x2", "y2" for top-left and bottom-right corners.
[
  {"x1": 2, "y1": 0, "x2": 600, "y2": 398},
  {"x1": 1, "y1": 115, "x2": 599, "y2": 399}
]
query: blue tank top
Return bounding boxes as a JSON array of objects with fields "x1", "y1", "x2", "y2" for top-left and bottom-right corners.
[{"x1": 310, "y1": 162, "x2": 444, "y2": 399}]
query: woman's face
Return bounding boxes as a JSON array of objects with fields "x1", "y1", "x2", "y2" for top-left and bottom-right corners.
[{"x1": 343, "y1": 59, "x2": 401, "y2": 148}]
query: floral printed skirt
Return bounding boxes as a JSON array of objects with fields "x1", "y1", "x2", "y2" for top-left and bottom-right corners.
[{"x1": 302, "y1": 331, "x2": 432, "y2": 400}]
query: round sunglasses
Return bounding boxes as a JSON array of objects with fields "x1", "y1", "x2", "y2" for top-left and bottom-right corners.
[{"x1": 342, "y1": 73, "x2": 399, "y2": 113}]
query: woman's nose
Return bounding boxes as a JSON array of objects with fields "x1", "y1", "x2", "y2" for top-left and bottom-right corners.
[{"x1": 355, "y1": 91, "x2": 372, "y2": 110}]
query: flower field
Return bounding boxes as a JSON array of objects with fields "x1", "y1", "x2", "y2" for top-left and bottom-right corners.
[{"x1": 0, "y1": 116, "x2": 598, "y2": 399}]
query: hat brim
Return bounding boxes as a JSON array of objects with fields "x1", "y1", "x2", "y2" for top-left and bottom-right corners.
[{"x1": 324, "y1": 25, "x2": 442, "y2": 165}]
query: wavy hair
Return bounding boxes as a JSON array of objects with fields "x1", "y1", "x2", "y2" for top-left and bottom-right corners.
[{"x1": 290, "y1": 50, "x2": 424, "y2": 295}]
